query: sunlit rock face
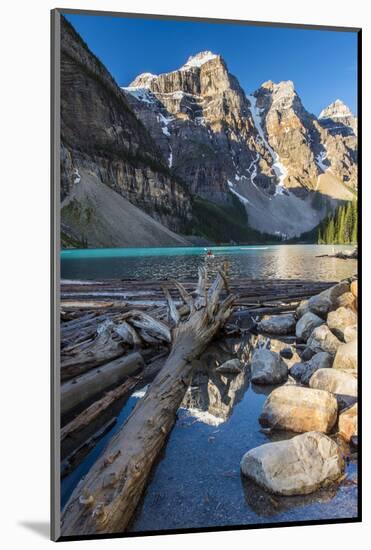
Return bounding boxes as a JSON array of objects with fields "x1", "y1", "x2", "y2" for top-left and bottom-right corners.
[
  {"x1": 317, "y1": 100, "x2": 358, "y2": 189},
  {"x1": 123, "y1": 51, "x2": 275, "y2": 202},
  {"x1": 124, "y1": 53, "x2": 357, "y2": 238},
  {"x1": 319, "y1": 99, "x2": 357, "y2": 136},
  {"x1": 253, "y1": 83, "x2": 357, "y2": 194},
  {"x1": 61, "y1": 12, "x2": 358, "y2": 244}
]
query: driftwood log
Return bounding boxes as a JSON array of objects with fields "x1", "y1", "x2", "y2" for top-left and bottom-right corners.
[
  {"x1": 61, "y1": 377, "x2": 141, "y2": 460},
  {"x1": 61, "y1": 325, "x2": 125, "y2": 381},
  {"x1": 61, "y1": 352, "x2": 144, "y2": 419},
  {"x1": 61, "y1": 268, "x2": 235, "y2": 536},
  {"x1": 61, "y1": 312, "x2": 172, "y2": 381}
]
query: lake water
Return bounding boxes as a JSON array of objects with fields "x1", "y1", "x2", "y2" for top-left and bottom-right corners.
[
  {"x1": 61, "y1": 338, "x2": 358, "y2": 531},
  {"x1": 60, "y1": 244, "x2": 358, "y2": 532},
  {"x1": 61, "y1": 244, "x2": 357, "y2": 282}
]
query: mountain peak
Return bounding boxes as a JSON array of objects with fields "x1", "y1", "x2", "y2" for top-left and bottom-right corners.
[
  {"x1": 129, "y1": 72, "x2": 156, "y2": 88},
  {"x1": 319, "y1": 99, "x2": 353, "y2": 120},
  {"x1": 181, "y1": 51, "x2": 219, "y2": 70},
  {"x1": 261, "y1": 80, "x2": 295, "y2": 93}
]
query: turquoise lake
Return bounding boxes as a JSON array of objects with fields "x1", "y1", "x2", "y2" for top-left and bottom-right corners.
[
  {"x1": 60, "y1": 243, "x2": 358, "y2": 530},
  {"x1": 61, "y1": 244, "x2": 357, "y2": 282}
]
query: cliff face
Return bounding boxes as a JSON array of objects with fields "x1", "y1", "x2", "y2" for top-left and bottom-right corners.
[
  {"x1": 60, "y1": 17, "x2": 192, "y2": 247},
  {"x1": 318, "y1": 100, "x2": 358, "y2": 190},
  {"x1": 60, "y1": 18, "x2": 358, "y2": 244},
  {"x1": 319, "y1": 99, "x2": 357, "y2": 136},
  {"x1": 253, "y1": 81, "x2": 357, "y2": 194},
  {"x1": 123, "y1": 52, "x2": 276, "y2": 202},
  {"x1": 123, "y1": 54, "x2": 357, "y2": 238}
]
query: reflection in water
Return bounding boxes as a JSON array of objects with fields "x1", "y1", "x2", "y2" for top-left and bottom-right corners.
[
  {"x1": 60, "y1": 332, "x2": 358, "y2": 529},
  {"x1": 181, "y1": 343, "x2": 251, "y2": 425},
  {"x1": 130, "y1": 336, "x2": 357, "y2": 532},
  {"x1": 241, "y1": 476, "x2": 338, "y2": 517},
  {"x1": 61, "y1": 245, "x2": 357, "y2": 282}
]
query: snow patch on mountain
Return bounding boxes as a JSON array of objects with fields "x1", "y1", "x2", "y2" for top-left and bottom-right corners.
[
  {"x1": 227, "y1": 180, "x2": 251, "y2": 205},
  {"x1": 122, "y1": 86, "x2": 156, "y2": 104},
  {"x1": 181, "y1": 51, "x2": 218, "y2": 70},
  {"x1": 247, "y1": 154, "x2": 260, "y2": 187},
  {"x1": 319, "y1": 99, "x2": 353, "y2": 120},
  {"x1": 73, "y1": 168, "x2": 81, "y2": 184},
  {"x1": 316, "y1": 150, "x2": 329, "y2": 172},
  {"x1": 246, "y1": 93, "x2": 288, "y2": 195}
]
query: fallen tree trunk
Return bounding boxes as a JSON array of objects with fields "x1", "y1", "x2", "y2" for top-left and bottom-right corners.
[
  {"x1": 61, "y1": 269, "x2": 235, "y2": 536},
  {"x1": 61, "y1": 325, "x2": 126, "y2": 381},
  {"x1": 61, "y1": 377, "x2": 141, "y2": 460},
  {"x1": 61, "y1": 418, "x2": 118, "y2": 479},
  {"x1": 61, "y1": 352, "x2": 144, "y2": 419}
]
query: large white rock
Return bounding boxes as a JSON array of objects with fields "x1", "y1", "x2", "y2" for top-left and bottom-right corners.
[
  {"x1": 338, "y1": 403, "x2": 358, "y2": 442},
  {"x1": 344, "y1": 324, "x2": 357, "y2": 343},
  {"x1": 336, "y1": 291, "x2": 356, "y2": 311},
  {"x1": 258, "y1": 314, "x2": 296, "y2": 335},
  {"x1": 351, "y1": 279, "x2": 358, "y2": 298},
  {"x1": 307, "y1": 324, "x2": 342, "y2": 355},
  {"x1": 240, "y1": 431, "x2": 344, "y2": 496},
  {"x1": 308, "y1": 281, "x2": 350, "y2": 318},
  {"x1": 259, "y1": 385, "x2": 338, "y2": 433},
  {"x1": 327, "y1": 306, "x2": 357, "y2": 341},
  {"x1": 309, "y1": 368, "x2": 357, "y2": 397},
  {"x1": 250, "y1": 349, "x2": 288, "y2": 385},
  {"x1": 333, "y1": 339, "x2": 357, "y2": 371},
  {"x1": 296, "y1": 312, "x2": 324, "y2": 341}
]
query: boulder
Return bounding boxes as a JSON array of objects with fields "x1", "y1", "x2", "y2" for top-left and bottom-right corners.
[
  {"x1": 327, "y1": 306, "x2": 357, "y2": 341},
  {"x1": 308, "y1": 292, "x2": 332, "y2": 319},
  {"x1": 240, "y1": 431, "x2": 344, "y2": 496},
  {"x1": 259, "y1": 385, "x2": 338, "y2": 433},
  {"x1": 336, "y1": 291, "x2": 356, "y2": 311},
  {"x1": 250, "y1": 349, "x2": 288, "y2": 385},
  {"x1": 307, "y1": 324, "x2": 342, "y2": 355},
  {"x1": 336, "y1": 394, "x2": 357, "y2": 412},
  {"x1": 280, "y1": 347, "x2": 293, "y2": 359},
  {"x1": 267, "y1": 339, "x2": 300, "y2": 368},
  {"x1": 327, "y1": 281, "x2": 351, "y2": 302},
  {"x1": 290, "y1": 362, "x2": 307, "y2": 383},
  {"x1": 296, "y1": 300, "x2": 310, "y2": 319},
  {"x1": 344, "y1": 324, "x2": 357, "y2": 343},
  {"x1": 216, "y1": 358, "x2": 242, "y2": 374},
  {"x1": 296, "y1": 312, "x2": 324, "y2": 341},
  {"x1": 284, "y1": 375, "x2": 300, "y2": 386},
  {"x1": 290, "y1": 352, "x2": 333, "y2": 385},
  {"x1": 338, "y1": 403, "x2": 357, "y2": 442},
  {"x1": 300, "y1": 347, "x2": 315, "y2": 361},
  {"x1": 258, "y1": 314, "x2": 296, "y2": 335},
  {"x1": 351, "y1": 279, "x2": 358, "y2": 298},
  {"x1": 308, "y1": 281, "x2": 350, "y2": 318},
  {"x1": 333, "y1": 339, "x2": 357, "y2": 371},
  {"x1": 309, "y1": 368, "x2": 357, "y2": 397}
]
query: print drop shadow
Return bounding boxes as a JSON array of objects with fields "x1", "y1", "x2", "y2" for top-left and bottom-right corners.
[{"x1": 18, "y1": 521, "x2": 49, "y2": 539}]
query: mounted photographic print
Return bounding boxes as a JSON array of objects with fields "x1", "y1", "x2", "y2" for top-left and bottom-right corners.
[{"x1": 51, "y1": 8, "x2": 361, "y2": 541}]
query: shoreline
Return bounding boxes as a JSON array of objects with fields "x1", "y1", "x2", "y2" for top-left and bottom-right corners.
[{"x1": 60, "y1": 274, "x2": 358, "y2": 534}]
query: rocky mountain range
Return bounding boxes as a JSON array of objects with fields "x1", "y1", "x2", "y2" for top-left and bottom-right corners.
[{"x1": 60, "y1": 16, "x2": 358, "y2": 247}]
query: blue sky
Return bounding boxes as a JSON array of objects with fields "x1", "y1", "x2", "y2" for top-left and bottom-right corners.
[{"x1": 65, "y1": 13, "x2": 358, "y2": 116}]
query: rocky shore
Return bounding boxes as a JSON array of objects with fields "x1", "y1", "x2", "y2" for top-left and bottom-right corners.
[
  {"x1": 238, "y1": 277, "x2": 358, "y2": 496},
  {"x1": 60, "y1": 272, "x2": 358, "y2": 531}
]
